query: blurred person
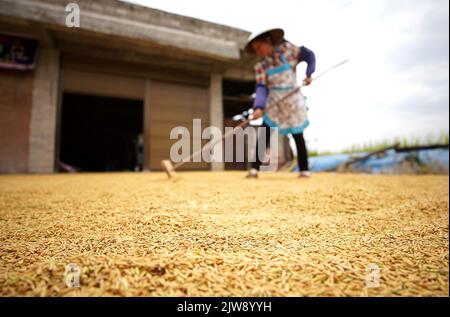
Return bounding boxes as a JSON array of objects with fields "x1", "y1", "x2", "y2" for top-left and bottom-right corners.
[{"x1": 245, "y1": 28, "x2": 315, "y2": 178}]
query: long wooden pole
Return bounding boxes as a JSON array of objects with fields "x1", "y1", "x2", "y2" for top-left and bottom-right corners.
[{"x1": 170, "y1": 59, "x2": 350, "y2": 171}]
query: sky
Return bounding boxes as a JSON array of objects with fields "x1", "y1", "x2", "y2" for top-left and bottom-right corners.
[{"x1": 122, "y1": 0, "x2": 449, "y2": 152}]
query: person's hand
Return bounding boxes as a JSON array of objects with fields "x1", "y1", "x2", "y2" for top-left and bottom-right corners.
[
  {"x1": 303, "y1": 77, "x2": 313, "y2": 86},
  {"x1": 252, "y1": 108, "x2": 264, "y2": 120}
]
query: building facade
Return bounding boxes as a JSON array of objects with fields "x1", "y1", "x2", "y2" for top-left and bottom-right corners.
[{"x1": 0, "y1": 0, "x2": 292, "y2": 174}]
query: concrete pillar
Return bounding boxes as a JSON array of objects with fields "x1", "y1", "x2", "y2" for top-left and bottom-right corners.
[
  {"x1": 28, "y1": 47, "x2": 60, "y2": 173},
  {"x1": 209, "y1": 73, "x2": 224, "y2": 171},
  {"x1": 143, "y1": 79, "x2": 152, "y2": 172}
]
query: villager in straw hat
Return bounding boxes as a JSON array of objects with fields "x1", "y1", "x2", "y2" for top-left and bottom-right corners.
[{"x1": 245, "y1": 28, "x2": 316, "y2": 178}]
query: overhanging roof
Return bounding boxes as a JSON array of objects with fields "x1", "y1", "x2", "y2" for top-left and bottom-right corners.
[{"x1": 0, "y1": 0, "x2": 251, "y2": 62}]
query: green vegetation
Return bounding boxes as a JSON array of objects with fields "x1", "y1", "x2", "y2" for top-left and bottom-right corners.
[{"x1": 308, "y1": 150, "x2": 336, "y2": 157}]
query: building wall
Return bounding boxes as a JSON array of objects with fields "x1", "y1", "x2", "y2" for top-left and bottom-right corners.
[
  {"x1": 0, "y1": 70, "x2": 33, "y2": 173},
  {"x1": 0, "y1": 0, "x2": 252, "y2": 174},
  {"x1": 146, "y1": 80, "x2": 210, "y2": 171},
  {"x1": 0, "y1": 53, "x2": 219, "y2": 173},
  {"x1": 62, "y1": 54, "x2": 212, "y2": 172}
]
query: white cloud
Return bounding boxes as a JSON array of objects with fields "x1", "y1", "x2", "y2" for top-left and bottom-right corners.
[{"x1": 122, "y1": 0, "x2": 449, "y2": 152}]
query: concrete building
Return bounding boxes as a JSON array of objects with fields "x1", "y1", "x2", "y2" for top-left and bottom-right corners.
[{"x1": 0, "y1": 0, "x2": 289, "y2": 174}]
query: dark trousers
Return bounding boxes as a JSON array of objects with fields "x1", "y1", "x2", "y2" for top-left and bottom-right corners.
[{"x1": 251, "y1": 122, "x2": 309, "y2": 172}]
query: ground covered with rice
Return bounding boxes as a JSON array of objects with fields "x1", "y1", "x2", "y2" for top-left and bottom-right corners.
[{"x1": 0, "y1": 172, "x2": 448, "y2": 296}]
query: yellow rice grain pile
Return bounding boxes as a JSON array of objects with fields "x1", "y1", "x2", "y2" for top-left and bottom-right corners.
[{"x1": 0, "y1": 172, "x2": 448, "y2": 296}]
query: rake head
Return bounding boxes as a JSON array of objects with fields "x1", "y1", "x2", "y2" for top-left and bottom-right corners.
[{"x1": 161, "y1": 160, "x2": 177, "y2": 179}]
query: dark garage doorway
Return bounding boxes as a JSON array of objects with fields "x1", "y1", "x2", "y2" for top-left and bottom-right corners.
[{"x1": 59, "y1": 93, "x2": 143, "y2": 172}]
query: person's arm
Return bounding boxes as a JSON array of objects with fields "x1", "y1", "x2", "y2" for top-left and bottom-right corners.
[
  {"x1": 251, "y1": 84, "x2": 268, "y2": 119},
  {"x1": 253, "y1": 84, "x2": 269, "y2": 110},
  {"x1": 298, "y1": 46, "x2": 316, "y2": 84},
  {"x1": 251, "y1": 62, "x2": 269, "y2": 119}
]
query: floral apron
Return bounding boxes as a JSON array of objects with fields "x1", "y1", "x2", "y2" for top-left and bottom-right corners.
[{"x1": 263, "y1": 50, "x2": 310, "y2": 135}]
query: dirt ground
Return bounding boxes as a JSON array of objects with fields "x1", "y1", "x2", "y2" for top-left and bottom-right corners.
[{"x1": 0, "y1": 172, "x2": 448, "y2": 297}]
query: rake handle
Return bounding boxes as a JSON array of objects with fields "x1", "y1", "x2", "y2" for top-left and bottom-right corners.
[
  {"x1": 172, "y1": 85, "x2": 304, "y2": 170},
  {"x1": 172, "y1": 119, "x2": 250, "y2": 170},
  {"x1": 172, "y1": 59, "x2": 350, "y2": 170}
]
